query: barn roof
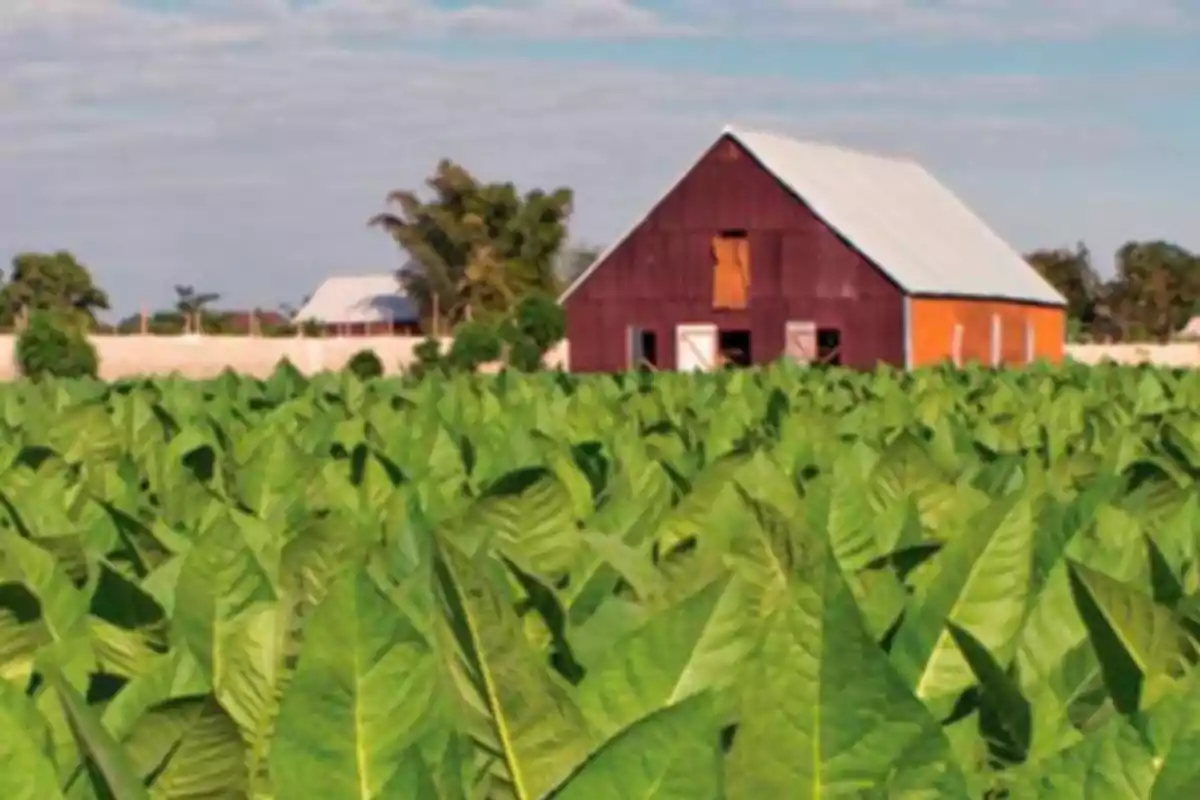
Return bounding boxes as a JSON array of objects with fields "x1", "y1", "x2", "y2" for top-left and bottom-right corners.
[
  {"x1": 293, "y1": 274, "x2": 419, "y2": 324},
  {"x1": 560, "y1": 125, "x2": 1065, "y2": 307}
]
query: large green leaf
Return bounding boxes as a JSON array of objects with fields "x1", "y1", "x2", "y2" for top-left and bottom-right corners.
[
  {"x1": 432, "y1": 541, "x2": 592, "y2": 800},
  {"x1": 577, "y1": 576, "x2": 752, "y2": 741},
  {"x1": 122, "y1": 698, "x2": 247, "y2": 799},
  {"x1": 44, "y1": 665, "x2": 150, "y2": 800},
  {"x1": 553, "y1": 694, "x2": 724, "y2": 799},
  {"x1": 1067, "y1": 561, "x2": 1196, "y2": 714},
  {"x1": 724, "y1": 535, "x2": 967, "y2": 797},
  {"x1": 0, "y1": 680, "x2": 63, "y2": 800},
  {"x1": 1005, "y1": 714, "x2": 1157, "y2": 798},
  {"x1": 890, "y1": 494, "x2": 1035, "y2": 706},
  {"x1": 271, "y1": 568, "x2": 443, "y2": 799}
]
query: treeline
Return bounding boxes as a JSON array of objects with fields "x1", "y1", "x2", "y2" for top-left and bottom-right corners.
[
  {"x1": 0, "y1": 253, "x2": 311, "y2": 336},
  {"x1": 0, "y1": 159, "x2": 599, "y2": 338},
  {"x1": 1025, "y1": 242, "x2": 1200, "y2": 343},
  {"x1": 3, "y1": 158, "x2": 1195, "y2": 344}
]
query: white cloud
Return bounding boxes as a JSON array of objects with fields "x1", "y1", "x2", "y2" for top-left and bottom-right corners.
[
  {"x1": 3, "y1": 0, "x2": 1197, "y2": 43},
  {"x1": 0, "y1": 1, "x2": 1196, "y2": 312},
  {"x1": 756, "y1": 0, "x2": 1199, "y2": 39}
]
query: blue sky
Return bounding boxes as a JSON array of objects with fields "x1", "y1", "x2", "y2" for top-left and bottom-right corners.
[{"x1": 1, "y1": 1, "x2": 1198, "y2": 316}]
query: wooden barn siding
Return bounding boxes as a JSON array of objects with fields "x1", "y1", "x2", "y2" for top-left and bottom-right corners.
[
  {"x1": 909, "y1": 298, "x2": 1065, "y2": 366},
  {"x1": 565, "y1": 136, "x2": 905, "y2": 372}
]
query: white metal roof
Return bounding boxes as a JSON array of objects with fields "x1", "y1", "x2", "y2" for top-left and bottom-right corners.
[
  {"x1": 560, "y1": 125, "x2": 1065, "y2": 306},
  {"x1": 293, "y1": 274, "x2": 418, "y2": 324}
]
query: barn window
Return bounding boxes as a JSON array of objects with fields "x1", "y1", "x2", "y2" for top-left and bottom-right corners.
[
  {"x1": 817, "y1": 328, "x2": 841, "y2": 366},
  {"x1": 718, "y1": 329, "x2": 752, "y2": 367},
  {"x1": 712, "y1": 230, "x2": 750, "y2": 310}
]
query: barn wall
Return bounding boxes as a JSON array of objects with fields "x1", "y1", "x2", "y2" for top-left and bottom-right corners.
[
  {"x1": 564, "y1": 136, "x2": 905, "y2": 372},
  {"x1": 909, "y1": 298, "x2": 1065, "y2": 366}
]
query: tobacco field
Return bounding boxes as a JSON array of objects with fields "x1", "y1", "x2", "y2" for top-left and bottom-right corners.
[{"x1": 2, "y1": 360, "x2": 1200, "y2": 798}]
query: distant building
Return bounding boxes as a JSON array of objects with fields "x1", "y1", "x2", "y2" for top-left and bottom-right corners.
[
  {"x1": 560, "y1": 125, "x2": 1067, "y2": 372},
  {"x1": 293, "y1": 274, "x2": 420, "y2": 335},
  {"x1": 1180, "y1": 316, "x2": 1200, "y2": 340},
  {"x1": 218, "y1": 309, "x2": 289, "y2": 334}
]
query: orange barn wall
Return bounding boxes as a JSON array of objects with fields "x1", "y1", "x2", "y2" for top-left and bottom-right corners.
[{"x1": 909, "y1": 298, "x2": 1065, "y2": 367}]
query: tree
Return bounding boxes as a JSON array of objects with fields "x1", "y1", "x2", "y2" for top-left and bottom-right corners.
[
  {"x1": 174, "y1": 285, "x2": 220, "y2": 334},
  {"x1": 0, "y1": 251, "x2": 110, "y2": 330},
  {"x1": 1105, "y1": 241, "x2": 1200, "y2": 342},
  {"x1": 16, "y1": 310, "x2": 99, "y2": 380},
  {"x1": 369, "y1": 159, "x2": 574, "y2": 329},
  {"x1": 1025, "y1": 243, "x2": 1103, "y2": 330},
  {"x1": 115, "y1": 310, "x2": 187, "y2": 334}
]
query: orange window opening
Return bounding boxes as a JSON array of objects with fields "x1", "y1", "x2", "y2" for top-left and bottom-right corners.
[{"x1": 712, "y1": 230, "x2": 750, "y2": 309}]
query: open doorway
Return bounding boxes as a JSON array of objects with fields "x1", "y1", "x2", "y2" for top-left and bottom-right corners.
[
  {"x1": 628, "y1": 326, "x2": 659, "y2": 370},
  {"x1": 816, "y1": 328, "x2": 841, "y2": 366},
  {"x1": 718, "y1": 329, "x2": 752, "y2": 367},
  {"x1": 638, "y1": 330, "x2": 658, "y2": 370}
]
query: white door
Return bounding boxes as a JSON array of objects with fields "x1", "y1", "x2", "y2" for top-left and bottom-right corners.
[
  {"x1": 785, "y1": 320, "x2": 817, "y2": 364},
  {"x1": 675, "y1": 324, "x2": 717, "y2": 371}
]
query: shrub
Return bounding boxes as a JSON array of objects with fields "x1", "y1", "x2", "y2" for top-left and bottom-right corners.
[
  {"x1": 345, "y1": 348, "x2": 383, "y2": 380},
  {"x1": 506, "y1": 335, "x2": 545, "y2": 372},
  {"x1": 447, "y1": 322, "x2": 502, "y2": 372},
  {"x1": 16, "y1": 311, "x2": 99, "y2": 380},
  {"x1": 512, "y1": 293, "x2": 565, "y2": 352},
  {"x1": 496, "y1": 293, "x2": 566, "y2": 372},
  {"x1": 408, "y1": 336, "x2": 445, "y2": 379}
]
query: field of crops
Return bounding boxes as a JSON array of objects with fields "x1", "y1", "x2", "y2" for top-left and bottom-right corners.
[{"x1": 2, "y1": 360, "x2": 1200, "y2": 798}]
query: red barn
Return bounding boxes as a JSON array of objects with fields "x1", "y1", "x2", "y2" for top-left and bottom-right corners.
[{"x1": 560, "y1": 126, "x2": 1066, "y2": 372}]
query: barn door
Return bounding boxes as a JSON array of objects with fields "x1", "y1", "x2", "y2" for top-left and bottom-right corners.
[
  {"x1": 627, "y1": 325, "x2": 658, "y2": 370},
  {"x1": 785, "y1": 320, "x2": 817, "y2": 364},
  {"x1": 675, "y1": 324, "x2": 717, "y2": 371},
  {"x1": 627, "y1": 325, "x2": 644, "y2": 369}
]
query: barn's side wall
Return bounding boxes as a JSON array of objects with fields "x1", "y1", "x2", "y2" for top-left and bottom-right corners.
[
  {"x1": 564, "y1": 136, "x2": 906, "y2": 372},
  {"x1": 908, "y1": 298, "x2": 1065, "y2": 366}
]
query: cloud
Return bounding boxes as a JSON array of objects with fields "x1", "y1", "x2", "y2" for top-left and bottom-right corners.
[
  {"x1": 0, "y1": 47, "x2": 1151, "y2": 184},
  {"x1": 3, "y1": 0, "x2": 1197, "y2": 43},
  {"x1": 756, "y1": 0, "x2": 1199, "y2": 39},
  {"x1": 0, "y1": 1, "x2": 1196, "y2": 311}
]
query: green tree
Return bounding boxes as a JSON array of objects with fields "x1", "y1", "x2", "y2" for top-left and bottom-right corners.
[
  {"x1": 0, "y1": 251, "x2": 110, "y2": 329},
  {"x1": 446, "y1": 320, "x2": 502, "y2": 372},
  {"x1": 369, "y1": 159, "x2": 574, "y2": 328},
  {"x1": 1105, "y1": 241, "x2": 1200, "y2": 342},
  {"x1": 174, "y1": 285, "x2": 220, "y2": 334},
  {"x1": 1025, "y1": 243, "x2": 1103, "y2": 334},
  {"x1": 16, "y1": 310, "x2": 100, "y2": 380}
]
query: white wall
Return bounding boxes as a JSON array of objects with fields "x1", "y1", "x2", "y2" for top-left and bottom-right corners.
[
  {"x1": 1065, "y1": 343, "x2": 1200, "y2": 366},
  {"x1": 0, "y1": 335, "x2": 570, "y2": 380},
  {"x1": 0, "y1": 335, "x2": 1196, "y2": 380}
]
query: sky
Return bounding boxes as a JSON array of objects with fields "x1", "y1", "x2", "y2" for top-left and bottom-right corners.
[{"x1": 1, "y1": 1, "x2": 1198, "y2": 317}]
